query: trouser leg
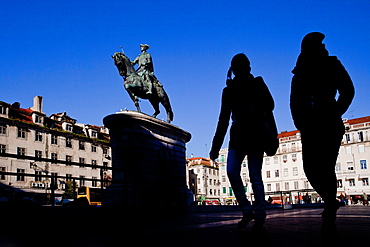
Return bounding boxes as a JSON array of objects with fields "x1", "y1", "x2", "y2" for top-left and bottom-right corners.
[
  {"x1": 227, "y1": 149, "x2": 252, "y2": 214},
  {"x1": 301, "y1": 131, "x2": 342, "y2": 207},
  {"x1": 248, "y1": 151, "x2": 266, "y2": 224}
]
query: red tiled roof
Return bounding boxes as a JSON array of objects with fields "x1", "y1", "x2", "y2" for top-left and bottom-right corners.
[
  {"x1": 86, "y1": 124, "x2": 102, "y2": 130},
  {"x1": 345, "y1": 116, "x2": 370, "y2": 125},
  {"x1": 21, "y1": 108, "x2": 33, "y2": 114},
  {"x1": 187, "y1": 157, "x2": 212, "y2": 165},
  {"x1": 10, "y1": 107, "x2": 34, "y2": 123},
  {"x1": 187, "y1": 157, "x2": 205, "y2": 161},
  {"x1": 278, "y1": 130, "x2": 300, "y2": 139}
]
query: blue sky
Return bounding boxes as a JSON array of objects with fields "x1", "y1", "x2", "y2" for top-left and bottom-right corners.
[{"x1": 1, "y1": 0, "x2": 370, "y2": 157}]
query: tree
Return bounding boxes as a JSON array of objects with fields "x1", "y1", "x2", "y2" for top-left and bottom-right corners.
[{"x1": 63, "y1": 180, "x2": 77, "y2": 199}]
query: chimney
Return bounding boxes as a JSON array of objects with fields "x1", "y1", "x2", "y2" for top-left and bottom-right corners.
[
  {"x1": 11, "y1": 102, "x2": 20, "y2": 109},
  {"x1": 31, "y1": 96, "x2": 43, "y2": 113}
]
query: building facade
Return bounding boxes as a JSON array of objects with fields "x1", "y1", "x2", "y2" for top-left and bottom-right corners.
[
  {"x1": 215, "y1": 116, "x2": 370, "y2": 205},
  {"x1": 0, "y1": 96, "x2": 112, "y2": 201},
  {"x1": 337, "y1": 117, "x2": 370, "y2": 198},
  {"x1": 186, "y1": 157, "x2": 220, "y2": 204}
]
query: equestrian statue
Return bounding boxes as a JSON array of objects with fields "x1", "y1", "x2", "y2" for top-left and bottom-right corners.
[{"x1": 112, "y1": 44, "x2": 174, "y2": 123}]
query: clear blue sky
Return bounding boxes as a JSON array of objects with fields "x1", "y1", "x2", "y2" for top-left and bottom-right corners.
[{"x1": 1, "y1": 0, "x2": 370, "y2": 157}]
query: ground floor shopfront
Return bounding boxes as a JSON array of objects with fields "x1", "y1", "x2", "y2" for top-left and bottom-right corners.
[{"x1": 219, "y1": 188, "x2": 370, "y2": 207}]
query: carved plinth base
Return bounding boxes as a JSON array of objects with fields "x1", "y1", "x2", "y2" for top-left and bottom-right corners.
[{"x1": 103, "y1": 111, "x2": 191, "y2": 212}]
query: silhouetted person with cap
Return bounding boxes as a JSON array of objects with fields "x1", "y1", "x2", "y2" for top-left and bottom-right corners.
[
  {"x1": 210, "y1": 53, "x2": 276, "y2": 231},
  {"x1": 290, "y1": 32, "x2": 355, "y2": 232}
]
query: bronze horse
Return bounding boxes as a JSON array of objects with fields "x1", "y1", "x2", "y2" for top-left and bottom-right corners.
[{"x1": 112, "y1": 52, "x2": 174, "y2": 123}]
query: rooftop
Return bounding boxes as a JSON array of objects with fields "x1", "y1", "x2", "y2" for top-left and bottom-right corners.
[
  {"x1": 277, "y1": 115, "x2": 370, "y2": 140},
  {"x1": 0, "y1": 96, "x2": 109, "y2": 143}
]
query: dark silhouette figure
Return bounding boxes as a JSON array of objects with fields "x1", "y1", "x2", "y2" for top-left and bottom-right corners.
[
  {"x1": 210, "y1": 53, "x2": 276, "y2": 231},
  {"x1": 290, "y1": 32, "x2": 355, "y2": 231}
]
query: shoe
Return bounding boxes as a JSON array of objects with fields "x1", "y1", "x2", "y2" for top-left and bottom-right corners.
[
  {"x1": 252, "y1": 222, "x2": 266, "y2": 234},
  {"x1": 237, "y1": 212, "x2": 254, "y2": 229}
]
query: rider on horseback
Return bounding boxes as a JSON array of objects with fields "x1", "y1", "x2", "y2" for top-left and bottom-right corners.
[
  {"x1": 131, "y1": 44, "x2": 160, "y2": 95},
  {"x1": 112, "y1": 45, "x2": 173, "y2": 123}
]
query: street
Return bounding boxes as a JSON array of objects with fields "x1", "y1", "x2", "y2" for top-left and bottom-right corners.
[{"x1": 1, "y1": 205, "x2": 369, "y2": 247}]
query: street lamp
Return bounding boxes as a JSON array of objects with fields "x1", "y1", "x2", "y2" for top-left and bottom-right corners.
[{"x1": 30, "y1": 162, "x2": 54, "y2": 205}]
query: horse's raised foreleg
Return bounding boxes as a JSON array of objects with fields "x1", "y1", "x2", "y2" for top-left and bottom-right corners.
[{"x1": 149, "y1": 98, "x2": 160, "y2": 118}]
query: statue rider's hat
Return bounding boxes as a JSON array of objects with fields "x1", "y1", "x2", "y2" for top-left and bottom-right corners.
[{"x1": 140, "y1": 44, "x2": 150, "y2": 50}]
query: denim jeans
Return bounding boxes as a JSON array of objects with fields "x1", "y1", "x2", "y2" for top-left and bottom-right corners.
[{"x1": 227, "y1": 149, "x2": 266, "y2": 223}]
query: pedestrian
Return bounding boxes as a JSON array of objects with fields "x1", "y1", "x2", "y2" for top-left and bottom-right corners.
[
  {"x1": 363, "y1": 192, "x2": 368, "y2": 206},
  {"x1": 299, "y1": 194, "x2": 303, "y2": 204},
  {"x1": 290, "y1": 32, "x2": 355, "y2": 232},
  {"x1": 210, "y1": 53, "x2": 278, "y2": 231},
  {"x1": 339, "y1": 193, "x2": 345, "y2": 204},
  {"x1": 345, "y1": 193, "x2": 350, "y2": 205},
  {"x1": 304, "y1": 192, "x2": 311, "y2": 204},
  {"x1": 267, "y1": 196, "x2": 273, "y2": 205}
]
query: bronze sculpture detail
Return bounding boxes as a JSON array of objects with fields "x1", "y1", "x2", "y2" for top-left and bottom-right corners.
[{"x1": 112, "y1": 45, "x2": 173, "y2": 123}]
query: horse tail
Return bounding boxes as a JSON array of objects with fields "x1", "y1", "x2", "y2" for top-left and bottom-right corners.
[{"x1": 159, "y1": 88, "x2": 174, "y2": 123}]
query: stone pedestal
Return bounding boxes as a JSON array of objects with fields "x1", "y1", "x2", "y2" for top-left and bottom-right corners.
[{"x1": 103, "y1": 111, "x2": 191, "y2": 212}]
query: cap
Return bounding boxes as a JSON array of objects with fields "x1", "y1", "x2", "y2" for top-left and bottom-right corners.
[{"x1": 301, "y1": 32, "x2": 325, "y2": 51}]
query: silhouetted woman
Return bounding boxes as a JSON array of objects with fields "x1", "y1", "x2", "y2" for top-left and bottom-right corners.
[
  {"x1": 210, "y1": 53, "x2": 275, "y2": 231},
  {"x1": 290, "y1": 32, "x2": 354, "y2": 231}
]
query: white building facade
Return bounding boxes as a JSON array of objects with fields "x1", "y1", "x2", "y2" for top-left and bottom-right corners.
[
  {"x1": 337, "y1": 117, "x2": 370, "y2": 198},
  {"x1": 217, "y1": 116, "x2": 370, "y2": 205},
  {"x1": 186, "y1": 157, "x2": 220, "y2": 204},
  {"x1": 0, "y1": 96, "x2": 112, "y2": 202}
]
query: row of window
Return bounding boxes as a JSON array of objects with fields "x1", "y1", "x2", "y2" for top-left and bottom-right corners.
[
  {"x1": 337, "y1": 178, "x2": 369, "y2": 187},
  {"x1": 219, "y1": 155, "x2": 299, "y2": 168},
  {"x1": 344, "y1": 144, "x2": 367, "y2": 154},
  {"x1": 0, "y1": 145, "x2": 109, "y2": 169},
  {"x1": 0, "y1": 125, "x2": 102, "y2": 149},
  {"x1": 0, "y1": 168, "x2": 98, "y2": 187},
  {"x1": 197, "y1": 188, "x2": 220, "y2": 196},
  {"x1": 220, "y1": 177, "x2": 370, "y2": 195},
  {"x1": 221, "y1": 160, "x2": 367, "y2": 180},
  {"x1": 265, "y1": 154, "x2": 298, "y2": 165},
  {"x1": 196, "y1": 178, "x2": 220, "y2": 186},
  {"x1": 265, "y1": 181, "x2": 309, "y2": 192},
  {"x1": 266, "y1": 167, "x2": 299, "y2": 178},
  {"x1": 194, "y1": 167, "x2": 219, "y2": 176},
  {"x1": 345, "y1": 131, "x2": 367, "y2": 143},
  {"x1": 0, "y1": 141, "x2": 108, "y2": 155},
  {"x1": 221, "y1": 147, "x2": 366, "y2": 168},
  {"x1": 0, "y1": 121, "x2": 99, "y2": 136},
  {"x1": 335, "y1": 160, "x2": 368, "y2": 171},
  {"x1": 279, "y1": 142, "x2": 299, "y2": 153},
  {"x1": 221, "y1": 167, "x2": 300, "y2": 181}
]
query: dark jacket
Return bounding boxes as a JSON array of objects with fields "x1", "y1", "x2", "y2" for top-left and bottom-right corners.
[
  {"x1": 211, "y1": 75, "x2": 274, "y2": 153},
  {"x1": 290, "y1": 55, "x2": 354, "y2": 133}
]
